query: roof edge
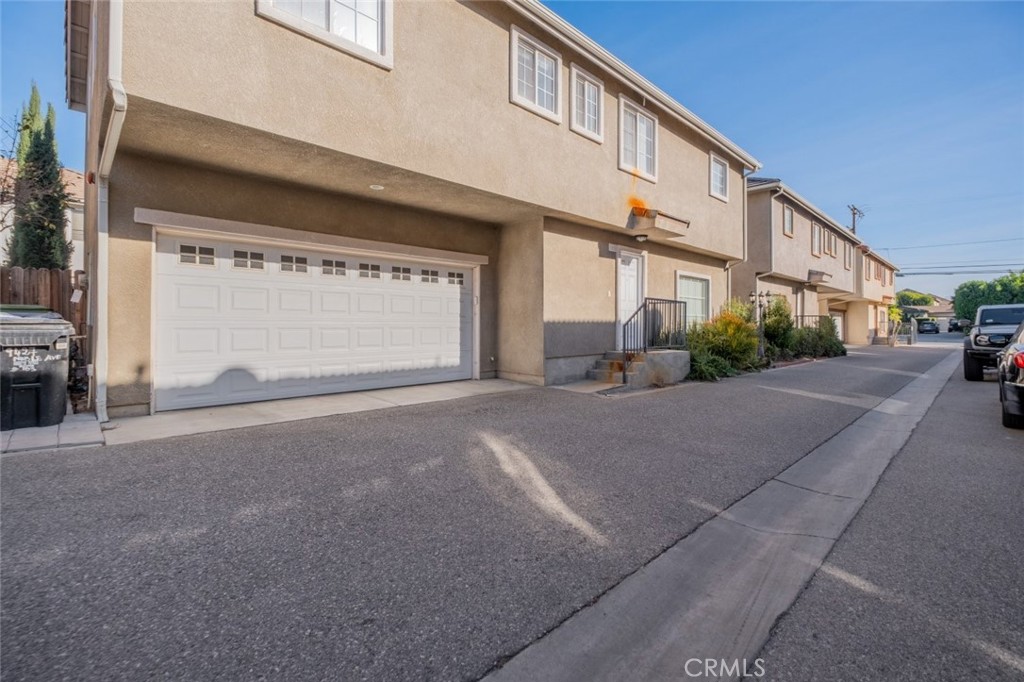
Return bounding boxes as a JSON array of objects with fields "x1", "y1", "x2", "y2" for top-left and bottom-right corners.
[
  {"x1": 748, "y1": 180, "x2": 861, "y2": 244},
  {"x1": 504, "y1": 0, "x2": 761, "y2": 171}
]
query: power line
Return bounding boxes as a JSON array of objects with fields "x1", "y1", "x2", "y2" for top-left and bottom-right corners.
[
  {"x1": 897, "y1": 262, "x2": 1024, "y2": 271},
  {"x1": 897, "y1": 257, "x2": 1024, "y2": 267},
  {"x1": 897, "y1": 270, "x2": 1021, "y2": 277},
  {"x1": 879, "y1": 237, "x2": 1024, "y2": 251}
]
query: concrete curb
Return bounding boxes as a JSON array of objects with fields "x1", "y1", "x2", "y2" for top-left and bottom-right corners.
[{"x1": 484, "y1": 349, "x2": 962, "y2": 682}]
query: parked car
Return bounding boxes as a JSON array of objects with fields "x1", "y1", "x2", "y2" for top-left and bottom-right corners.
[
  {"x1": 997, "y1": 321, "x2": 1024, "y2": 428},
  {"x1": 948, "y1": 319, "x2": 960, "y2": 333},
  {"x1": 964, "y1": 304, "x2": 1024, "y2": 381},
  {"x1": 917, "y1": 319, "x2": 939, "y2": 334}
]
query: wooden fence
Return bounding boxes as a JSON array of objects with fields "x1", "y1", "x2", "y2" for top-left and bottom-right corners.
[{"x1": 0, "y1": 267, "x2": 89, "y2": 340}]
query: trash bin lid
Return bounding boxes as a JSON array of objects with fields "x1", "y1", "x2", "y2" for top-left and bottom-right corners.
[
  {"x1": 0, "y1": 304, "x2": 58, "y2": 317},
  {"x1": 0, "y1": 313, "x2": 75, "y2": 346}
]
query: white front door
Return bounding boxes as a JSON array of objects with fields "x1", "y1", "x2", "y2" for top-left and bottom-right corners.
[{"x1": 616, "y1": 251, "x2": 643, "y2": 350}]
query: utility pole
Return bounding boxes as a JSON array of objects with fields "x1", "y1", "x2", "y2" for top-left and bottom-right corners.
[{"x1": 848, "y1": 205, "x2": 865, "y2": 234}]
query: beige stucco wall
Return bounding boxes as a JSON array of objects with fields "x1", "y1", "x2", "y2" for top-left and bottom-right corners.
[
  {"x1": 729, "y1": 190, "x2": 772, "y2": 299},
  {"x1": 859, "y1": 254, "x2": 896, "y2": 303},
  {"x1": 117, "y1": 0, "x2": 747, "y2": 261},
  {"x1": 497, "y1": 218, "x2": 546, "y2": 385},
  {"x1": 769, "y1": 195, "x2": 857, "y2": 294},
  {"x1": 542, "y1": 217, "x2": 727, "y2": 362},
  {"x1": 105, "y1": 153, "x2": 501, "y2": 415}
]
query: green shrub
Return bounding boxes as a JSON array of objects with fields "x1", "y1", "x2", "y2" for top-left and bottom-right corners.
[
  {"x1": 791, "y1": 318, "x2": 846, "y2": 359},
  {"x1": 687, "y1": 347, "x2": 737, "y2": 381},
  {"x1": 721, "y1": 297, "x2": 755, "y2": 324},
  {"x1": 686, "y1": 311, "x2": 760, "y2": 380},
  {"x1": 763, "y1": 297, "x2": 795, "y2": 351}
]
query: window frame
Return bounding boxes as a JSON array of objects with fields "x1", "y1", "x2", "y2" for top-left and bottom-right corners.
[
  {"x1": 232, "y1": 249, "x2": 266, "y2": 271},
  {"x1": 280, "y1": 254, "x2": 309, "y2": 274},
  {"x1": 569, "y1": 63, "x2": 604, "y2": 143},
  {"x1": 844, "y1": 242, "x2": 852, "y2": 270},
  {"x1": 782, "y1": 205, "x2": 794, "y2": 238},
  {"x1": 509, "y1": 26, "x2": 562, "y2": 123},
  {"x1": 618, "y1": 96, "x2": 658, "y2": 183},
  {"x1": 709, "y1": 152, "x2": 729, "y2": 202},
  {"x1": 675, "y1": 271, "x2": 712, "y2": 326},
  {"x1": 255, "y1": 0, "x2": 394, "y2": 70},
  {"x1": 178, "y1": 244, "x2": 216, "y2": 267},
  {"x1": 811, "y1": 223, "x2": 822, "y2": 257}
]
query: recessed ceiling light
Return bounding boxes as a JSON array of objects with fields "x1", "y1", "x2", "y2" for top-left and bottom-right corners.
[{"x1": 369, "y1": 184, "x2": 385, "y2": 191}]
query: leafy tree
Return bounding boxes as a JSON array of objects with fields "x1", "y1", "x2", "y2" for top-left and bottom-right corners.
[
  {"x1": 953, "y1": 272, "x2": 1024, "y2": 321},
  {"x1": 6, "y1": 83, "x2": 70, "y2": 269},
  {"x1": 896, "y1": 289, "x2": 935, "y2": 306}
]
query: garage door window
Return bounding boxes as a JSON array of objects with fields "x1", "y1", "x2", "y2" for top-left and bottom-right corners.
[
  {"x1": 392, "y1": 266, "x2": 412, "y2": 281},
  {"x1": 422, "y1": 269, "x2": 439, "y2": 283},
  {"x1": 359, "y1": 263, "x2": 381, "y2": 279},
  {"x1": 281, "y1": 255, "x2": 308, "y2": 273},
  {"x1": 322, "y1": 259, "x2": 346, "y2": 276},
  {"x1": 179, "y1": 244, "x2": 215, "y2": 266},
  {"x1": 233, "y1": 250, "x2": 265, "y2": 270},
  {"x1": 448, "y1": 272, "x2": 465, "y2": 286}
]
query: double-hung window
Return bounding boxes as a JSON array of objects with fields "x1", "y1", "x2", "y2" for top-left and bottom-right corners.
[
  {"x1": 511, "y1": 28, "x2": 561, "y2": 121},
  {"x1": 709, "y1": 153, "x2": 729, "y2": 201},
  {"x1": 619, "y1": 97, "x2": 657, "y2": 181},
  {"x1": 844, "y1": 242, "x2": 852, "y2": 270},
  {"x1": 783, "y1": 205, "x2": 794, "y2": 237},
  {"x1": 257, "y1": 0, "x2": 392, "y2": 68},
  {"x1": 676, "y1": 274, "x2": 710, "y2": 326},
  {"x1": 811, "y1": 223, "x2": 822, "y2": 256},
  {"x1": 570, "y1": 65, "x2": 603, "y2": 142}
]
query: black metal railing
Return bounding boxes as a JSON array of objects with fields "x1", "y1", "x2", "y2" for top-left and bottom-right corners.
[{"x1": 621, "y1": 298, "x2": 687, "y2": 383}]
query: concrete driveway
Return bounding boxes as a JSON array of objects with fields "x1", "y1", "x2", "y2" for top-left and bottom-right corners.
[{"x1": 2, "y1": 346, "x2": 952, "y2": 680}]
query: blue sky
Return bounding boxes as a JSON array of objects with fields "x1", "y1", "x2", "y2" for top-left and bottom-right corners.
[{"x1": 2, "y1": 0, "x2": 1022, "y2": 296}]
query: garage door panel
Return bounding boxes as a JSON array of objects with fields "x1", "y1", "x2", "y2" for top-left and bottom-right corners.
[{"x1": 155, "y1": 234, "x2": 475, "y2": 411}]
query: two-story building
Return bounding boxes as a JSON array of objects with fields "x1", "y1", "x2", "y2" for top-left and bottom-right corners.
[
  {"x1": 67, "y1": 0, "x2": 760, "y2": 417},
  {"x1": 732, "y1": 178, "x2": 897, "y2": 344}
]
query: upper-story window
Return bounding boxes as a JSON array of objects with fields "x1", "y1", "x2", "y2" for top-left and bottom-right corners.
[
  {"x1": 619, "y1": 97, "x2": 657, "y2": 182},
  {"x1": 826, "y1": 231, "x2": 837, "y2": 258},
  {"x1": 844, "y1": 242, "x2": 852, "y2": 270},
  {"x1": 811, "y1": 223, "x2": 822, "y2": 256},
  {"x1": 510, "y1": 27, "x2": 561, "y2": 122},
  {"x1": 570, "y1": 64, "x2": 603, "y2": 142},
  {"x1": 709, "y1": 153, "x2": 729, "y2": 201},
  {"x1": 256, "y1": 0, "x2": 392, "y2": 69},
  {"x1": 783, "y1": 205, "x2": 794, "y2": 237}
]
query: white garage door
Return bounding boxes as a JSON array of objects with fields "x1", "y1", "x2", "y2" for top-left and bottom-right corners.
[{"x1": 154, "y1": 233, "x2": 474, "y2": 411}]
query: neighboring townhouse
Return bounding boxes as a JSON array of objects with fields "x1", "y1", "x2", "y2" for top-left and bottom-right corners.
[
  {"x1": 66, "y1": 0, "x2": 760, "y2": 417},
  {"x1": 849, "y1": 248, "x2": 898, "y2": 344},
  {"x1": 732, "y1": 178, "x2": 897, "y2": 343},
  {"x1": 0, "y1": 158, "x2": 85, "y2": 271}
]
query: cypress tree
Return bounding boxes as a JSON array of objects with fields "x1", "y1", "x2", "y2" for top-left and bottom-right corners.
[{"x1": 7, "y1": 84, "x2": 70, "y2": 269}]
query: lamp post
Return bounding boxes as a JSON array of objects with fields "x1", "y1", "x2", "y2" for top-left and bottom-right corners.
[{"x1": 749, "y1": 291, "x2": 772, "y2": 359}]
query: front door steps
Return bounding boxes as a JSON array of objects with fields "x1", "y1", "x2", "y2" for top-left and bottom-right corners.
[{"x1": 586, "y1": 350, "x2": 691, "y2": 389}]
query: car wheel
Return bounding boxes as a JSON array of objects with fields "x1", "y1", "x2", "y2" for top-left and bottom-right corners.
[
  {"x1": 1002, "y1": 406, "x2": 1024, "y2": 429},
  {"x1": 964, "y1": 352, "x2": 983, "y2": 381}
]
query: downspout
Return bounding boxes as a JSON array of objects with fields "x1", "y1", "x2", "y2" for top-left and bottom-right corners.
[{"x1": 94, "y1": 0, "x2": 126, "y2": 423}]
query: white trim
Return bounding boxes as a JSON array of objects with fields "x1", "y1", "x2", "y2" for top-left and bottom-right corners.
[
  {"x1": 255, "y1": 0, "x2": 394, "y2": 71},
  {"x1": 134, "y1": 209, "x2": 489, "y2": 267},
  {"x1": 607, "y1": 243, "x2": 646, "y2": 257},
  {"x1": 782, "y1": 204, "x2": 794, "y2": 238},
  {"x1": 675, "y1": 270, "x2": 712, "y2": 325},
  {"x1": 618, "y1": 96, "x2": 658, "y2": 183},
  {"x1": 148, "y1": 224, "x2": 157, "y2": 415},
  {"x1": 811, "y1": 222, "x2": 822, "y2": 257},
  {"x1": 709, "y1": 152, "x2": 729, "y2": 202},
  {"x1": 568, "y1": 63, "x2": 604, "y2": 143},
  {"x1": 473, "y1": 265, "x2": 481, "y2": 380},
  {"x1": 509, "y1": 26, "x2": 562, "y2": 123}
]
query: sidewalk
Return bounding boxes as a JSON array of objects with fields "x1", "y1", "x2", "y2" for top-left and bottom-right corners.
[
  {"x1": 103, "y1": 379, "x2": 532, "y2": 446},
  {"x1": 2, "y1": 412, "x2": 104, "y2": 455}
]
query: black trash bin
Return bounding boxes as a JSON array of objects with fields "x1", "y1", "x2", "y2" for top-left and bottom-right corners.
[{"x1": 1, "y1": 311, "x2": 75, "y2": 430}]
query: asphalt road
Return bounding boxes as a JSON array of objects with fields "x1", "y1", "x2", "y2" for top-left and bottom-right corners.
[
  {"x1": 756, "y1": 353, "x2": 1024, "y2": 680},
  {"x1": 2, "y1": 345, "x2": 953, "y2": 680}
]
